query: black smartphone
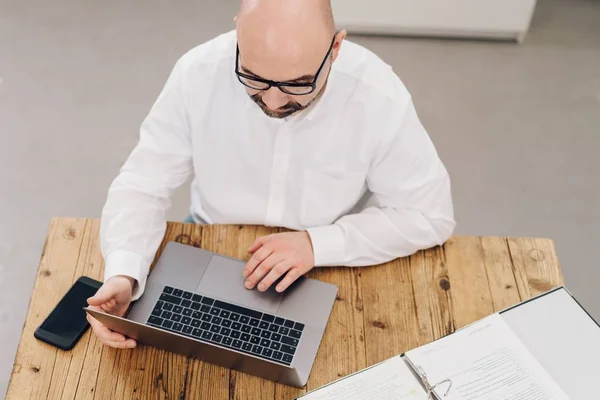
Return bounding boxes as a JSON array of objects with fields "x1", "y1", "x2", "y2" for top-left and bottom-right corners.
[{"x1": 34, "y1": 276, "x2": 103, "y2": 350}]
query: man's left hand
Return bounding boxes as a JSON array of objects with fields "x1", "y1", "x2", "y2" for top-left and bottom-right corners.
[{"x1": 243, "y1": 231, "x2": 315, "y2": 293}]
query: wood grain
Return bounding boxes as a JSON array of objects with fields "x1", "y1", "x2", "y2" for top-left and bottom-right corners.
[{"x1": 7, "y1": 219, "x2": 565, "y2": 400}]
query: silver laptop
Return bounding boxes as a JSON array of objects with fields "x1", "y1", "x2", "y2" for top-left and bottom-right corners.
[{"x1": 85, "y1": 241, "x2": 338, "y2": 387}]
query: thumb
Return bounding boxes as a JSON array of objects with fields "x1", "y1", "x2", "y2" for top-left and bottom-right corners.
[{"x1": 87, "y1": 282, "x2": 119, "y2": 306}]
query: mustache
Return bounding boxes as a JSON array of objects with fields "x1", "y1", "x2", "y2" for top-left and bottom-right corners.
[{"x1": 250, "y1": 94, "x2": 303, "y2": 112}]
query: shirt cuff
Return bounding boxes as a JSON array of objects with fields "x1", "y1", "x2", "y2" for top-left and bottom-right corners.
[
  {"x1": 103, "y1": 250, "x2": 150, "y2": 301},
  {"x1": 306, "y1": 224, "x2": 346, "y2": 267}
]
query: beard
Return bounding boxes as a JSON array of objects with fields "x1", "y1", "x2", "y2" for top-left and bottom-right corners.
[{"x1": 249, "y1": 81, "x2": 328, "y2": 119}]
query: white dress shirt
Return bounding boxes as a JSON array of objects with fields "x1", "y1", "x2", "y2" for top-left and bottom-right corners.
[{"x1": 101, "y1": 30, "x2": 455, "y2": 300}]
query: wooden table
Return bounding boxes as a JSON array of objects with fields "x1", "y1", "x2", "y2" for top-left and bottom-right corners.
[{"x1": 7, "y1": 218, "x2": 564, "y2": 399}]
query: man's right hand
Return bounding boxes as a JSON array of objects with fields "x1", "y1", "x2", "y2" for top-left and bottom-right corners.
[{"x1": 86, "y1": 275, "x2": 137, "y2": 348}]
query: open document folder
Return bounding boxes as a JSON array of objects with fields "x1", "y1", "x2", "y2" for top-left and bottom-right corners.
[{"x1": 297, "y1": 287, "x2": 600, "y2": 400}]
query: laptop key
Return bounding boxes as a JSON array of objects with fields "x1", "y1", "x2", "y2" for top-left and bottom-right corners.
[
  {"x1": 270, "y1": 342, "x2": 281, "y2": 351},
  {"x1": 210, "y1": 308, "x2": 220, "y2": 316},
  {"x1": 232, "y1": 322, "x2": 242, "y2": 331},
  {"x1": 201, "y1": 314, "x2": 212, "y2": 322},
  {"x1": 192, "y1": 328, "x2": 202, "y2": 337},
  {"x1": 219, "y1": 310, "x2": 230, "y2": 318},
  {"x1": 221, "y1": 319, "x2": 232, "y2": 328},
  {"x1": 260, "y1": 331, "x2": 271, "y2": 339},
  {"x1": 289, "y1": 329, "x2": 302, "y2": 339},
  {"x1": 231, "y1": 331, "x2": 241, "y2": 339},
  {"x1": 182, "y1": 326, "x2": 193, "y2": 335},
  {"x1": 212, "y1": 316, "x2": 222, "y2": 325},
  {"x1": 271, "y1": 333, "x2": 282, "y2": 342},
  {"x1": 191, "y1": 302, "x2": 201, "y2": 310},
  {"x1": 156, "y1": 300, "x2": 165, "y2": 309},
  {"x1": 249, "y1": 318, "x2": 260, "y2": 327},
  {"x1": 241, "y1": 325, "x2": 251, "y2": 333},
  {"x1": 251, "y1": 327, "x2": 261, "y2": 336},
  {"x1": 181, "y1": 299, "x2": 192, "y2": 308},
  {"x1": 161, "y1": 311, "x2": 173, "y2": 319},
  {"x1": 183, "y1": 309, "x2": 193, "y2": 317},
  {"x1": 163, "y1": 303, "x2": 174, "y2": 311},
  {"x1": 222, "y1": 337, "x2": 233, "y2": 346},
  {"x1": 193, "y1": 311, "x2": 202, "y2": 319},
  {"x1": 173, "y1": 289, "x2": 183, "y2": 297},
  {"x1": 201, "y1": 322, "x2": 211, "y2": 330},
  {"x1": 182, "y1": 317, "x2": 192, "y2": 325},
  {"x1": 284, "y1": 320, "x2": 295, "y2": 328},
  {"x1": 281, "y1": 336, "x2": 299, "y2": 346},
  {"x1": 273, "y1": 351, "x2": 283, "y2": 361},
  {"x1": 171, "y1": 314, "x2": 182, "y2": 322},
  {"x1": 294, "y1": 322, "x2": 305, "y2": 332},
  {"x1": 260, "y1": 339, "x2": 271, "y2": 348},
  {"x1": 182, "y1": 291, "x2": 193, "y2": 300},
  {"x1": 163, "y1": 286, "x2": 174, "y2": 294},
  {"x1": 173, "y1": 306, "x2": 183, "y2": 314},
  {"x1": 242, "y1": 342, "x2": 253, "y2": 352},
  {"x1": 279, "y1": 327, "x2": 290, "y2": 335},
  {"x1": 148, "y1": 316, "x2": 163, "y2": 326},
  {"x1": 269, "y1": 323, "x2": 279, "y2": 332},
  {"x1": 162, "y1": 320, "x2": 173, "y2": 329},
  {"x1": 152, "y1": 307, "x2": 162, "y2": 317},
  {"x1": 259, "y1": 321, "x2": 270, "y2": 330},
  {"x1": 230, "y1": 313, "x2": 240, "y2": 322},
  {"x1": 241, "y1": 333, "x2": 251, "y2": 342},
  {"x1": 210, "y1": 325, "x2": 221, "y2": 333},
  {"x1": 202, "y1": 331, "x2": 212, "y2": 340},
  {"x1": 240, "y1": 316, "x2": 250, "y2": 324},
  {"x1": 213, "y1": 300, "x2": 262, "y2": 320},
  {"x1": 262, "y1": 314, "x2": 275, "y2": 323},
  {"x1": 252, "y1": 345, "x2": 263, "y2": 355},
  {"x1": 232, "y1": 339, "x2": 243, "y2": 349},
  {"x1": 191, "y1": 319, "x2": 201, "y2": 328},
  {"x1": 282, "y1": 354, "x2": 293, "y2": 364},
  {"x1": 201, "y1": 297, "x2": 215, "y2": 306},
  {"x1": 212, "y1": 334, "x2": 223, "y2": 343},
  {"x1": 280, "y1": 344, "x2": 296, "y2": 355},
  {"x1": 192, "y1": 294, "x2": 202, "y2": 302},
  {"x1": 274, "y1": 317, "x2": 285, "y2": 325},
  {"x1": 173, "y1": 323, "x2": 184, "y2": 332},
  {"x1": 250, "y1": 336, "x2": 261, "y2": 345},
  {"x1": 262, "y1": 348, "x2": 273, "y2": 358},
  {"x1": 221, "y1": 328, "x2": 231, "y2": 337},
  {"x1": 160, "y1": 293, "x2": 182, "y2": 305},
  {"x1": 200, "y1": 305, "x2": 211, "y2": 313}
]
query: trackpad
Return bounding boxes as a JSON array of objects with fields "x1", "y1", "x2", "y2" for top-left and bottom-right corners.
[{"x1": 196, "y1": 255, "x2": 283, "y2": 314}]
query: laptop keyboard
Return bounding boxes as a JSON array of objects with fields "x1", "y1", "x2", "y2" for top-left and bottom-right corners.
[{"x1": 146, "y1": 286, "x2": 304, "y2": 366}]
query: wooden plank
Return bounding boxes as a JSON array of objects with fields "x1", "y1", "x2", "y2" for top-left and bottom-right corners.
[
  {"x1": 480, "y1": 237, "x2": 522, "y2": 311},
  {"x1": 46, "y1": 219, "x2": 106, "y2": 400},
  {"x1": 298, "y1": 266, "x2": 366, "y2": 398},
  {"x1": 360, "y1": 256, "x2": 421, "y2": 366},
  {"x1": 409, "y1": 246, "x2": 454, "y2": 344},
  {"x1": 7, "y1": 218, "x2": 88, "y2": 400},
  {"x1": 507, "y1": 237, "x2": 564, "y2": 299},
  {"x1": 444, "y1": 236, "x2": 495, "y2": 329}
]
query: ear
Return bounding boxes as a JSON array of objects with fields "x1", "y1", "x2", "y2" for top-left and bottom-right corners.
[{"x1": 331, "y1": 29, "x2": 347, "y2": 62}]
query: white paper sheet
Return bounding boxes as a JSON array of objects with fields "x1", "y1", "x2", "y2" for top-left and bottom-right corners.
[
  {"x1": 406, "y1": 313, "x2": 570, "y2": 400},
  {"x1": 299, "y1": 356, "x2": 428, "y2": 400}
]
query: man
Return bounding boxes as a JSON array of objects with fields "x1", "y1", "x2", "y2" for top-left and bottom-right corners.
[{"x1": 87, "y1": 0, "x2": 455, "y2": 349}]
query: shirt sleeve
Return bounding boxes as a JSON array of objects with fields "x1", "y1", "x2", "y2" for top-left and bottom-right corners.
[
  {"x1": 101, "y1": 59, "x2": 193, "y2": 300},
  {"x1": 306, "y1": 93, "x2": 456, "y2": 267}
]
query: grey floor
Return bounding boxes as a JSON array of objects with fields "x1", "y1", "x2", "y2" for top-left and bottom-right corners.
[{"x1": 1, "y1": 0, "x2": 599, "y2": 396}]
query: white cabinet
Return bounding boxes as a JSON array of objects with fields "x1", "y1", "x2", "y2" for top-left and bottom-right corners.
[{"x1": 331, "y1": 0, "x2": 538, "y2": 42}]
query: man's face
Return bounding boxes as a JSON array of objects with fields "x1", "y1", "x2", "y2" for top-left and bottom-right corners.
[{"x1": 237, "y1": 36, "x2": 336, "y2": 119}]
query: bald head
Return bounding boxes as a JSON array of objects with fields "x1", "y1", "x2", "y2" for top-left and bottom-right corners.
[{"x1": 235, "y1": 0, "x2": 344, "y2": 118}]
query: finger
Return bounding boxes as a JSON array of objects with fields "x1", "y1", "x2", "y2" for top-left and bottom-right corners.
[
  {"x1": 275, "y1": 267, "x2": 302, "y2": 293},
  {"x1": 87, "y1": 314, "x2": 137, "y2": 348},
  {"x1": 245, "y1": 253, "x2": 281, "y2": 290},
  {"x1": 248, "y1": 236, "x2": 268, "y2": 253},
  {"x1": 258, "y1": 261, "x2": 293, "y2": 292},
  {"x1": 87, "y1": 283, "x2": 119, "y2": 306},
  {"x1": 243, "y1": 245, "x2": 273, "y2": 278}
]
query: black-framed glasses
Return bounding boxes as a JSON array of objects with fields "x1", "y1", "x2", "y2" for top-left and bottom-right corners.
[{"x1": 235, "y1": 35, "x2": 336, "y2": 96}]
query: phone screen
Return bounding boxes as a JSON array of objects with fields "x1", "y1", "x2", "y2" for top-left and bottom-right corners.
[{"x1": 38, "y1": 278, "x2": 100, "y2": 342}]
